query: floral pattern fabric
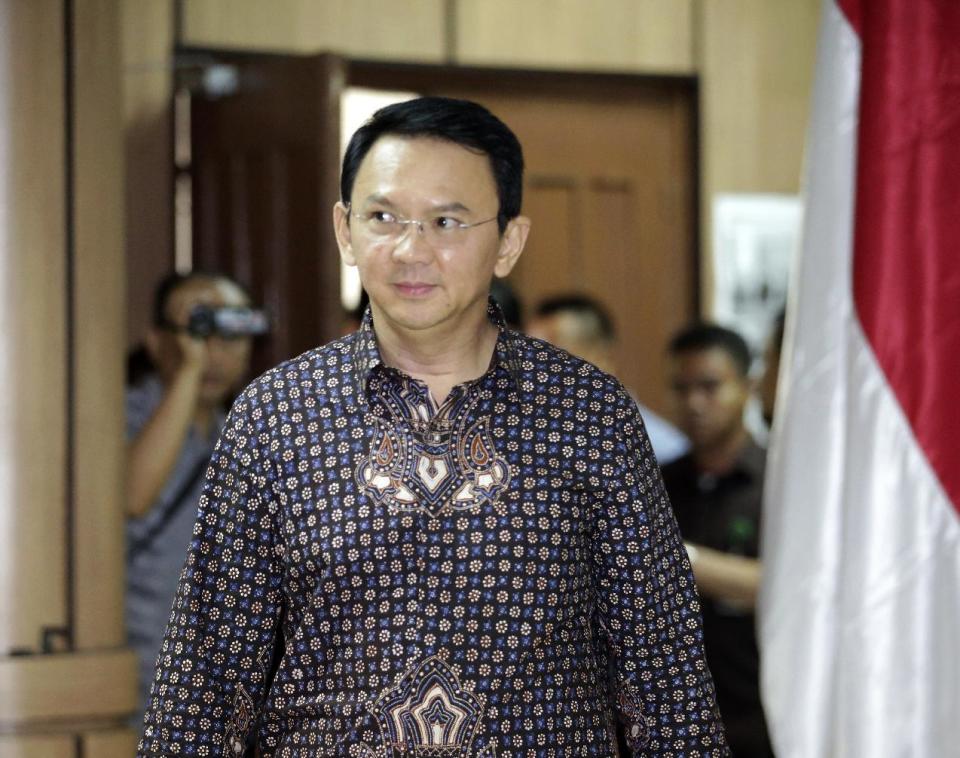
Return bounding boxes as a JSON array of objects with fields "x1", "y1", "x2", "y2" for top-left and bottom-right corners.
[{"x1": 137, "y1": 307, "x2": 727, "y2": 757}]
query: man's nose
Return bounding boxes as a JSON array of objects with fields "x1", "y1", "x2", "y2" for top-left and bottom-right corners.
[
  {"x1": 391, "y1": 221, "x2": 433, "y2": 260},
  {"x1": 673, "y1": 387, "x2": 699, "y2": 411},
  {"x1": 685, "y1": 388, "x2": 711, "y2": 413}
]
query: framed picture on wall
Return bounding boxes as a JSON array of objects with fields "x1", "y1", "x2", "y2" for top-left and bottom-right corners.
[{"x1": 712, "y1": 193, "x2": 802, "y2": 356}]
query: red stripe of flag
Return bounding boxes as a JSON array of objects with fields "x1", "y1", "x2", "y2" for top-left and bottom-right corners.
[
  {"x1": 836, "y1": 0, "x2": 861, "y2": 36},
  {"x1": 849, "y1": 0, "x2": 960, "y2": 513}
]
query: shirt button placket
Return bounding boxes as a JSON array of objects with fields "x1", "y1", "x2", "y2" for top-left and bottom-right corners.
[{"x1": 402, "y1": 512, "x2": 428, "y2": 669}]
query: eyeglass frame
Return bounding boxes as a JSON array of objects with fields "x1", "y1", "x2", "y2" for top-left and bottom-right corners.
[{"x1": 345, "y1": 203, "x2": 499, "y2": 245}]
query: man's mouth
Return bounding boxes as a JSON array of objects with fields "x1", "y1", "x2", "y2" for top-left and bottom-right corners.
[{"x1": 393, "y1": 282, "x2": 437, "y2": 296}]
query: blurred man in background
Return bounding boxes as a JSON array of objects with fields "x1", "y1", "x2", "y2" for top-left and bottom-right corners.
[
  {"x1": 125, "y1": 271, "x2": 263, "y2": 716},
  {"x1": 527, "y1": 293, "x2": 689, "y2": 464},
  {"x1": 661, "y1": 322, "x2": 772, "y2": 757}
]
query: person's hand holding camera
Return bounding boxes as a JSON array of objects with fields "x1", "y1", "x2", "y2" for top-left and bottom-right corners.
[{"x1": 167, "y1": 303, "x2": 209, "y2": 378}]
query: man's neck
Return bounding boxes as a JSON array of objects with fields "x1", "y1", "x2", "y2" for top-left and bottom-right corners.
[
  {"x1": 692, "y1": 427, "x2": 751, "y2": 475},
  {"x1": 373, "y1": 311, "x2": 499, "y2": 406}
]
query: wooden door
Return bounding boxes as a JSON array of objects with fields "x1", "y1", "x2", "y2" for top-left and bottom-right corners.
[
  {"x1": 349, "y1": 65, "x2": 699, "y2": 417},
  {"x1": 486, "y1": 89, "x2": 697, "y2": 416},
  {"x1": 189, "y1": 51, "x2": 344, "y2": 374}
]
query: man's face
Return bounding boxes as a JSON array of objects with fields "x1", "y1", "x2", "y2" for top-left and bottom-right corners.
[
  {"x1": 669, "y1": 347, "x2": 750, "y2": 450},
  {"x1": 150, "y1": 278, "x2": 253, "y2": 406},
  {"x1": 334, "y1": 136, "x2": 528, "y2": 338}
]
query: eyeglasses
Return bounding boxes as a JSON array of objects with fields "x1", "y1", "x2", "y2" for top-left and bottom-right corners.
[{"x1": 349, "y1": 207, "x2": 498, "y2": 247}]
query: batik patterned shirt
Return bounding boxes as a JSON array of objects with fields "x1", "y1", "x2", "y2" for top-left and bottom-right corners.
[{"x1": 138, "y1": 308, "x2": 727, "y2": 757}]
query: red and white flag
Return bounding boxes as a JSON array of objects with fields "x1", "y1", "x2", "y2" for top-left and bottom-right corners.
[{"x1": 759, "y1": 1, "x2": 960, "y2": 756}]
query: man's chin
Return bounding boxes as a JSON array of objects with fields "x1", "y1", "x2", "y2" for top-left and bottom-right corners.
[{"x1": 376, "y1": 304, "x2": 449, "y2": 333}]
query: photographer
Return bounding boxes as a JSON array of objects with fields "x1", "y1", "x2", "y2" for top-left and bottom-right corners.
[{"x1": 125, "y1": 271, "x2": 266, "y2": 717}]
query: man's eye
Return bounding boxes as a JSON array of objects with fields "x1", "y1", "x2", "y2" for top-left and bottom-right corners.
[
  {"x1": 369, "y1": 210, "x2": 396, "y2": 223},
  {"x1": 433, "y1": 216, "x2": 463, "y2": 231}
]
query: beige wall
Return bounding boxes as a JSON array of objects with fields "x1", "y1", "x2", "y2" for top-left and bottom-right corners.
[
  {"x1": 698, "y1": 0, "x2": 821, "y2": 308},
  {"x1": 454, "y1": 0, "x2": 695, "y2": 73},
  {"x1": 183, "y1": 0, "x2": 448, "y2": 60},
  {"x1": 126, "y1": 0, "x2": 819, "y2": 323},
  {"x1": 174, "y1": 1, "x2": 820, "y2": 105},
  {"x1": 178, "y1": 0, "x2": 695, "y2": 71}
]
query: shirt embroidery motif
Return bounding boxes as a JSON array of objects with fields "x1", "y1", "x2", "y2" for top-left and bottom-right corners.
[
  {"x1": 357, "y1": 381, "x2": 511, "y2": 517},
  {"x1": 223, "y1": 682, "x2": 255, "y2": 756},
  {"x1": 365, "y1": 656, "x2": 488, "y2": 757}
]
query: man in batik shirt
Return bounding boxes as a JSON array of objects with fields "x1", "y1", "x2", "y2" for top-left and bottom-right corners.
[{"x1": 138, "y1": 97, "x2": 727, "y2": 757}]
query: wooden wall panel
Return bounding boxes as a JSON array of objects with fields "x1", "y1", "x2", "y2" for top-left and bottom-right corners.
[
  {"x1": 455, "y1": 0, "x2": 694, "y2": 73},
  {"x1": 0, "y1": 735, "x2": 73, "y2": 758},
  {"x1": 697, "y1": 0, "x2": 820, "y2": 310},
  {"x1": 456, "y1": 84, "x2": 697, "y2": 415},
  {"x1": 0, "y1": 732, "x2": 130, "y2": 758},
  {"x1": 520, "y1": 179, "x2": 580, "y2": 294},
  {"x1": 0, "y1": 0, "x2": 68, "y2": 656},
  {"x1": 81, "y1": 729, "x2": 139, "y2": 758},
  {"x1": 0, "y1": 650, "x2": 137, "y2": 725},
  {"x1": 699, "y1": 0, "x2": 820, "y2": 193},
  {"x1": 181, "y1": 0, "x2": 694, "y2": 73},
  {"x1": 121, "y1": 0, "x2": 173, "y2": 348},
  {"x1": 73, "y1": 0, "x2": 127, "y2": 650},
  {"x1": 183, "y1": 0, "x2": 446, "y2": 61}
]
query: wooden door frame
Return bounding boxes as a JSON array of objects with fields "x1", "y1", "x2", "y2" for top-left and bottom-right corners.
[{"x1": 176, "y1": 48, "x2": 347, "y2": 362}]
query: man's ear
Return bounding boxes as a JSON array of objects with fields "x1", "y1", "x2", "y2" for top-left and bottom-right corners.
[
  {"x1": 493, "y1": 215, "x2": 531, "y2": 278},
  {"x1": 333, "y1": 201, "x2": 357, "y2": 266}
]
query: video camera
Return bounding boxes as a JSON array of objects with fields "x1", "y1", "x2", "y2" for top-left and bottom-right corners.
[{"x1": 178, "y1": 304, "x2": 270, "y2": 339}]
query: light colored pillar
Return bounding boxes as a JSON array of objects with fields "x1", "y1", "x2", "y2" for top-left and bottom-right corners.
[{"x1": 0, "y1": 1, "x2": 136, "y2": 754}]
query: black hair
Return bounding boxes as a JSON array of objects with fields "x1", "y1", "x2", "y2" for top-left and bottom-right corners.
[
  {"x1": 340, "y1": 97, "x2": 524, "y2": 234},
  {"x1": 668, "y1": 322, "x2": 752, "y2": 377},
  {"x1": 345, "y1": 289, "x2": 370, "y2": 325},
  {"x1": 489, "y1": 279, "x2": 524, "y2": 330},
  {"x1": 125, "y1": 344, "x2": 155, "y2": 386},
  {"x1": 534, "y1": 293, "x2": 615, "y2": 342}
]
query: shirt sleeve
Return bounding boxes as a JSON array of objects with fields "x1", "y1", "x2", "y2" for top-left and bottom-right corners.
[
  {"x1": 137, "y1": 387, "x2": 284, "y2": 757},
  {"x1": 591, "y1": 387, "x2": 728, "y2": 756}
]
